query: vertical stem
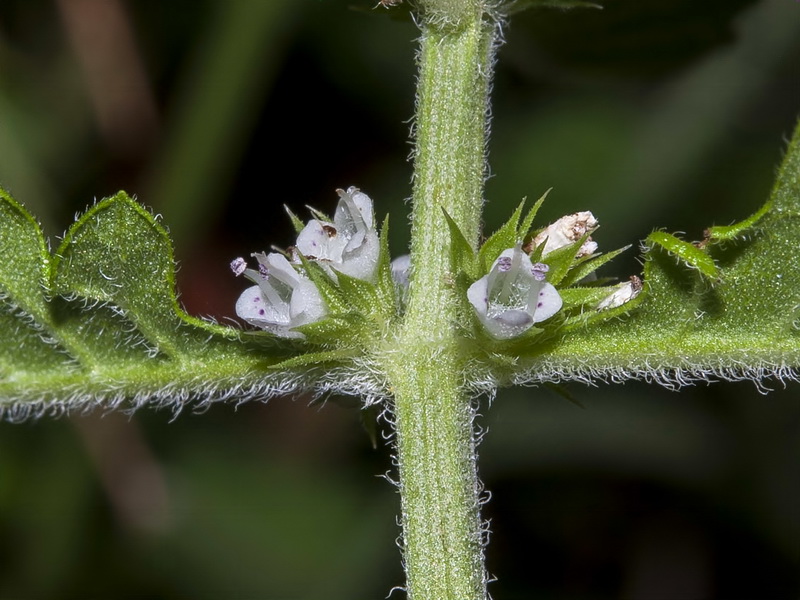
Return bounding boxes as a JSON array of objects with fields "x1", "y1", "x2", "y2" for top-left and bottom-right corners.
[
  {"x1": 388, "y1": 349, "x2": 486, "y2": 600},
  {"x1": 384, "y1": 3, "x2": 498, "y2": 599}
]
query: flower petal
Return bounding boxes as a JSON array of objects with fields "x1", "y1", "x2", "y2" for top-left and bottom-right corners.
[
  {"x1": 296, "y1": 219, "x2": 346, "y2": 263},
  {"x1": 294, "y1": 187, "x2": 379, "y2": 281},
  {"x1": 532, "y1": 282, "x2": 562, "y2": 322},
  {"x1": 468, "y1": 247, "x2": 563, "y2": 339},
  {"x1": 233, "y1": 252, "x2": 327, "y2": 338}
]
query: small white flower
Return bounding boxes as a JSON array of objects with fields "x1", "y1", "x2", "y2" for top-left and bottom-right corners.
[
  {"x1": 596, "y1": 275, "x2": 642, "y2": 311},
  {"x1": 232, "y1": 252, "x2": 327, "y2": 338},
  {"x1": 467, "y1": 247, "x2": 563, "y2": 340},
  {"x1": 295, "y1": 186, "x2": 379, "y2": 281},
  {"x1": 532, "y1": 211, "x2": 599, "y2": 257}
]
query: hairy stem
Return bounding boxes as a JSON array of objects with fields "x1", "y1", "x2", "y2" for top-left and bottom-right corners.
[{"x1": 385, "y1": 2, "x2": 498, "y2": 598}]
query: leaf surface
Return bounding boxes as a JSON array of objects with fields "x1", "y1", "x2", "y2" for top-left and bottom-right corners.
[
  {"x1": 510, "y1": 120, "x2": 800, "y2": 388},
  {"x1": 0, "y1": 192, "x2": 305, "y2": 418}
]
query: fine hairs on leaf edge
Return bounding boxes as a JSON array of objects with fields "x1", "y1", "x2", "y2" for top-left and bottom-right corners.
[
  {"x1": 464, "y1": 356, "x2": 800, "y2": 398},
  {"x1": 0, "y1": 354, "x2": 394, "y2": 423}
]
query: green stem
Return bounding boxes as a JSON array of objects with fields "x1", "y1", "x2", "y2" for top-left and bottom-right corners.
[{"x1": 384, "y1": 3, "x2": 498, "y2": 598}]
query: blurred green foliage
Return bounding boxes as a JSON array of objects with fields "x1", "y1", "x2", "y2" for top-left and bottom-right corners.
[{"x1": 0, "y1": 0, "x2": 797, "y2": 598}]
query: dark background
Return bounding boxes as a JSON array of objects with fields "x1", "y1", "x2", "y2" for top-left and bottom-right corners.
[{"x1": 0, "y1": 1, "x2": 798, "y2": 598}]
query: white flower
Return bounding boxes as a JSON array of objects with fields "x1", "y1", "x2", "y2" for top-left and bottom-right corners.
[
  {"x1": 467, "y1": 247, "x2": 563, "y2": 340},
  {"x1": 596, "y1": 276, "x2": 642, "y2": 310},
  {"x1": 232, "y1": 252, "x2": 327, "y2": 338},
  {"x1": 531, "y1": 211, "x2": 599, "y2": 257},
  {"x1": 295, "y1": 186, "x2": 379, "y2": 281}
]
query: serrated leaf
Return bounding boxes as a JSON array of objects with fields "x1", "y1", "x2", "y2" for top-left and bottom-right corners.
[
  {"x1": 0, "y1": 190, "x2": 317, "y2": 418},
  {"x1": 0, "y1": 190, "x2": 70, "y2": 375},
  {"x1": 51, "y1": 194, "x2": 233, "y2": 359},
  {"x1": 509, "y1": 120, "x2": 800, "y2": 387},
  {"x1": 0, "y1": 190, "x2": 50, "y2": 318}
]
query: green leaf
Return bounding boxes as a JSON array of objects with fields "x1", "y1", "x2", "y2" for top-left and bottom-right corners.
[
  {"x1": 268, "y1": 348, "x2": 360, "y2": 370},
  {"x1": 292, "y1": 314, "x2": 364, "y2": 346},
  {"x1": 0, "y1": 190, "x2": 320, "y2": 419},
  {"x1": 375, "y1": 216, "x2": 400, "y2": 314},
  {"x1": 506, "y1": 120, "x2": 800, "y2": 388},
  {"x1": 335, "y1": 271, "x2": 389, "y2": 324},
  {"x1": 296, "y1": 254, "x2": 351, "y2": 315},
  {"x1": 559, "y1": 281, "x2": 644, "y2": 331},
  {"x1": 558, "y1": 285, "x2": 619, "y2": 311},
  {"x1": 50, "y1": 194, "x2": 232, "y2": 358},
  {"x1": 0, "y1": 190, "x2": 69, "y2": 378}
]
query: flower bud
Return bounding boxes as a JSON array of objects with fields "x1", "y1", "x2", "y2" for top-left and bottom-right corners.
[{"x1": 531, "y1": 211, "x2": 599, "y2": 257}]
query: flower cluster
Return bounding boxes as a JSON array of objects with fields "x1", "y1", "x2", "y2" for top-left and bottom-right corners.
[
  {"x1": 231, "y1": 187, "x2": 379, "y2": 338},
  {"x1": 465, "y1": 210, "x2": 640, "y2": 340},
  {"x1": 232, "y1": 196, "x2": 640, "y2": 342}
]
